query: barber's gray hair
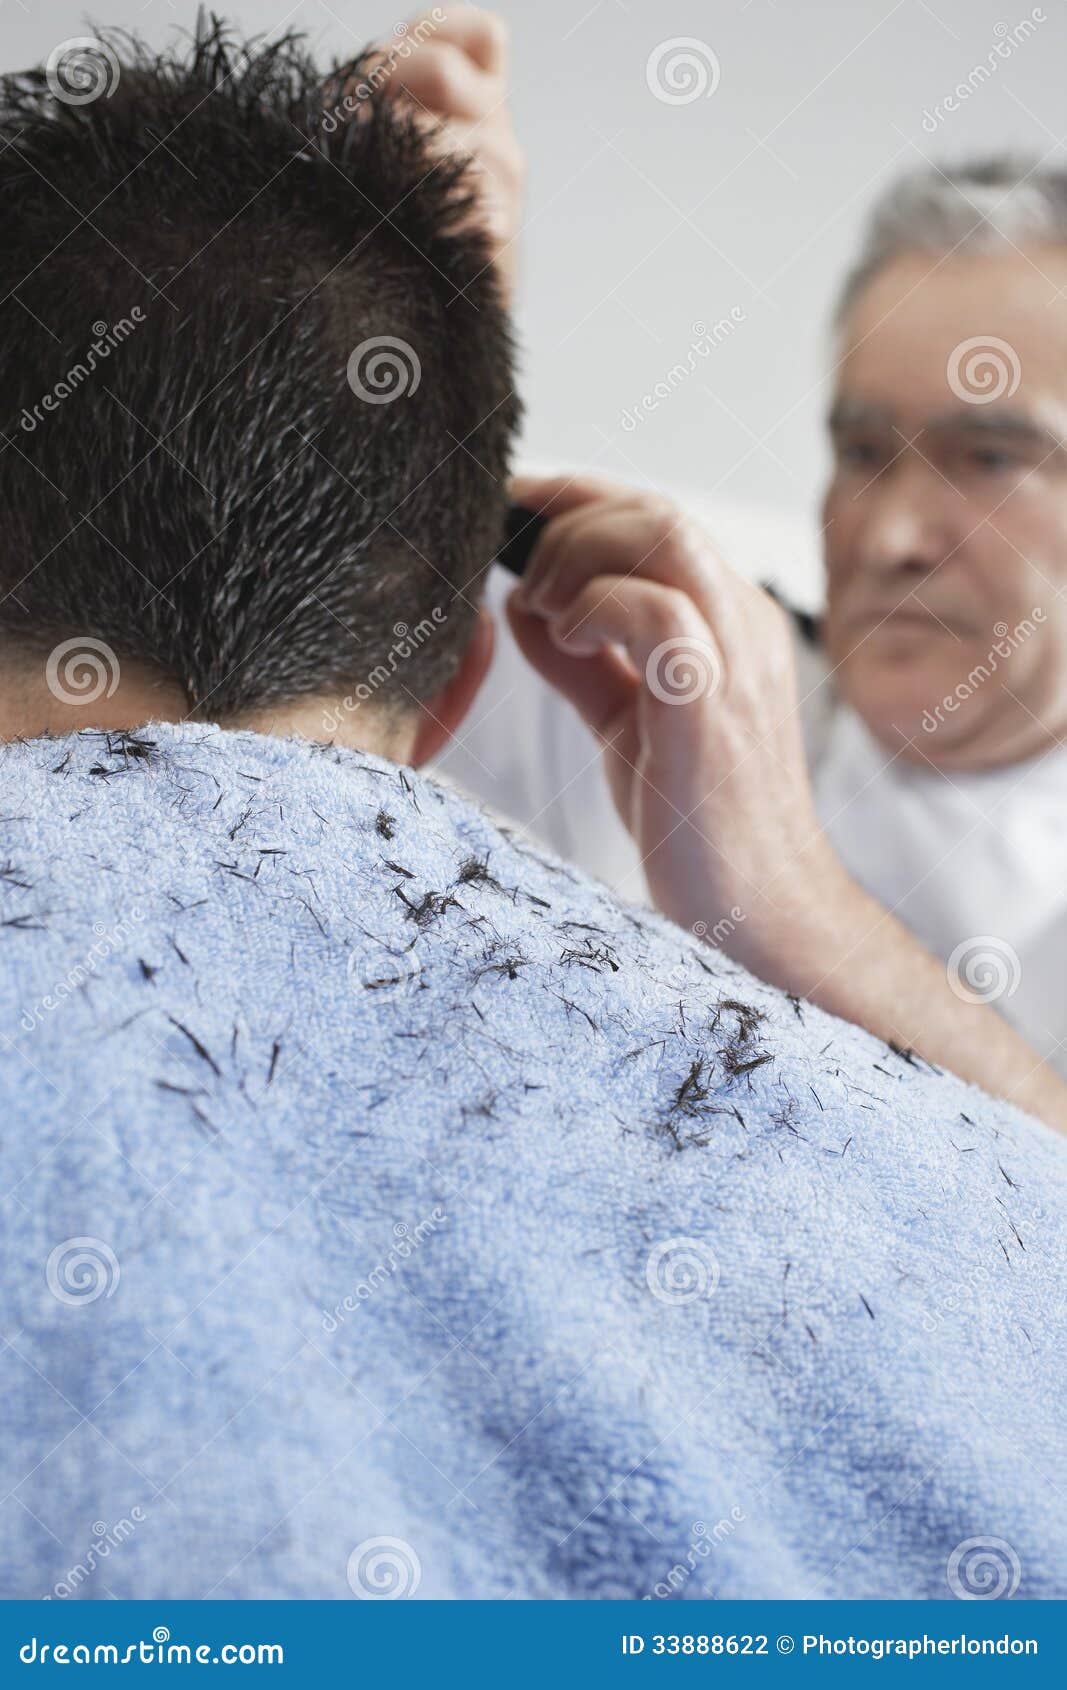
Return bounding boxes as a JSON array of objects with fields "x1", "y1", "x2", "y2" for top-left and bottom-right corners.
[{"x1": 835, "y1": 156, "x2": 1067, "y2": 324}]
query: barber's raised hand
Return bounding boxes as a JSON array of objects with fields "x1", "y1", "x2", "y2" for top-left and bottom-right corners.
[
  {"x1": 377, "y1": 7, "x2": 523, "y2": 298},
  {"x1": 506, "y1": 475, "x2": 844, "y2": 981}
]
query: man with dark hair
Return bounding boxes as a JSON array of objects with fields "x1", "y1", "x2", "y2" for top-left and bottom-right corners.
[
  {"x1": 0, "y1": 11, "x2": 516, "y2": 738},
  {"x1": 0, "y1": 12, "x2": 1063, "y2": 1602}
]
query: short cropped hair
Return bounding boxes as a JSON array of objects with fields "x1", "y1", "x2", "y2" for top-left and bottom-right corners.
[{"x1": 0, "y1": 15, "x2": 519, "y2": 718}]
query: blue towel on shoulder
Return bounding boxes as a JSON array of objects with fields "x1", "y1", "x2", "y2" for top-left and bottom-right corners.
[{"x1": 0, "y1": 723, "x2": 1063, "y2": 1600}]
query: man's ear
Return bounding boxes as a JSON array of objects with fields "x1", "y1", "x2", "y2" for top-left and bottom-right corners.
[{"x1": 409, "y1": 606, "x2": 495, "y2": 766}]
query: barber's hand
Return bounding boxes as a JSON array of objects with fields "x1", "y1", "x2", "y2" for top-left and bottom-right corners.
[
  {"x1": 506, "y1": 475, "x2": 846, "y2": 980},
  {"x1": 507, "y1": 475, "x2": 1067, "y2": 1134},
  {"x1": 377, "y1": 7, "x2": 523, "y2": 300}
]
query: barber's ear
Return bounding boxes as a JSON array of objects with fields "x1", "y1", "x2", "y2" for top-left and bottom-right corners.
[{"x1": 409, "y1": 606, "x2": 495, "y2": 766}]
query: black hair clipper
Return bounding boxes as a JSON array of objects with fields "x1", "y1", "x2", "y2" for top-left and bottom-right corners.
[{"x1": 495, "y1": 502, "x2": 548, "y2": 578}]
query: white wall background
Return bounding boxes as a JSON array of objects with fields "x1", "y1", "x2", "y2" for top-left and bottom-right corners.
[{"x1": 6, "y1": 0, "x2": 1065, "y2": 597}]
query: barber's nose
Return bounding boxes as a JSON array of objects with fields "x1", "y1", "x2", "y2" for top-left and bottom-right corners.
[{"x1": 853, "y1": 484, "x2": 946, "y2": 579}]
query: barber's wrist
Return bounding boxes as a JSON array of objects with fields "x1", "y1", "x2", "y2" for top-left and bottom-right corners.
[{"x1": 720, "y1": 843, "x2": 859, "y2": 993}]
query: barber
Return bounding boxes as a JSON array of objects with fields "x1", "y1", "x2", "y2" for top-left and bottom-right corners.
[{"x1": 386, "y1": 8, "x2": 1067, "y2": 1131}]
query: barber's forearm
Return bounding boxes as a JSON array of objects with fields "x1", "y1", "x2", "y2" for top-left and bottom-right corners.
[
  {"x1": 504, "y1": 479, "x2": 1066, "y2": 1136},
  {"x1": 741, "y1": 868, "x2": 1067, "y2": 1136}
]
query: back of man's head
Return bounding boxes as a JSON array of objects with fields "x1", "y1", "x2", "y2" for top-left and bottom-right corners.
[{"x1": 0, "y1": 17, "x2": 518, "y2": 723}]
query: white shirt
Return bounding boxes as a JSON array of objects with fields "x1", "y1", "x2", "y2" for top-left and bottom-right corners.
[{"x1": 436, "y1": 565, "x2": 1067, "y2": 1074}]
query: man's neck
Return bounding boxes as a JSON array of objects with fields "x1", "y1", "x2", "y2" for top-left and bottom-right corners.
[{"x1": 0, "y1": 660, "x2": 412, "y2": 762}]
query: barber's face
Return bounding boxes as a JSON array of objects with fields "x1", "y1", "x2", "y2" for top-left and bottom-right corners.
[{"x1": 821, "y1": 248, "x2": 1067, "y2": 769}]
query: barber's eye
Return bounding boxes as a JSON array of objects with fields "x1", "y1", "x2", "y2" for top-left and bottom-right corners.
[
  {"x1": 969, "y1": 447, "x2": 1017, "y2": 473},
  {"x1": 838, "y1": 440, "x2": 882, "y2": 468}
]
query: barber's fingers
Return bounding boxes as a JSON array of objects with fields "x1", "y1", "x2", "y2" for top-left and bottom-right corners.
[
  {"x1": 506, "y1": 593, "x2": 640, "y2": 745},
  {"x1": 384, "y1": 6, "x2": 509, "y2": 121},
  {"x1": 442, "y1": 9, "x2": 508, "y2": 76},
  {"x1": 428, "y1": 119, "x2": 524, "y2": 189},
  {"x1": 385, "y1": 39, "x2": 501, "y2": 121},
  {"x1": 511, "y1": 473, "x2": 709, "y2": 552},
  {"x1": 545, "y1": 574, "x2": 723, "y2": 732},
  {"x1": 510, "y1": 573, "x2": 724, "y2": 797},
  {"x1": 528, "y1": 570, "x2": 724, "y2": 720},
  {"x1": 510, "y1": 498, "x2": 646, "y2": 596},
  {"x1": 526, "y1": 505, "x2": 748, "y2": 660},
  {"x1": 416, "y1": 7, "x2": 509, "y2": 75},
  {"x1": 514, "y1": 476, "x2": 750, "y2": 636},
  {"x1": 508, "y1": 476, "x2": 658, "y2": 583}
]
